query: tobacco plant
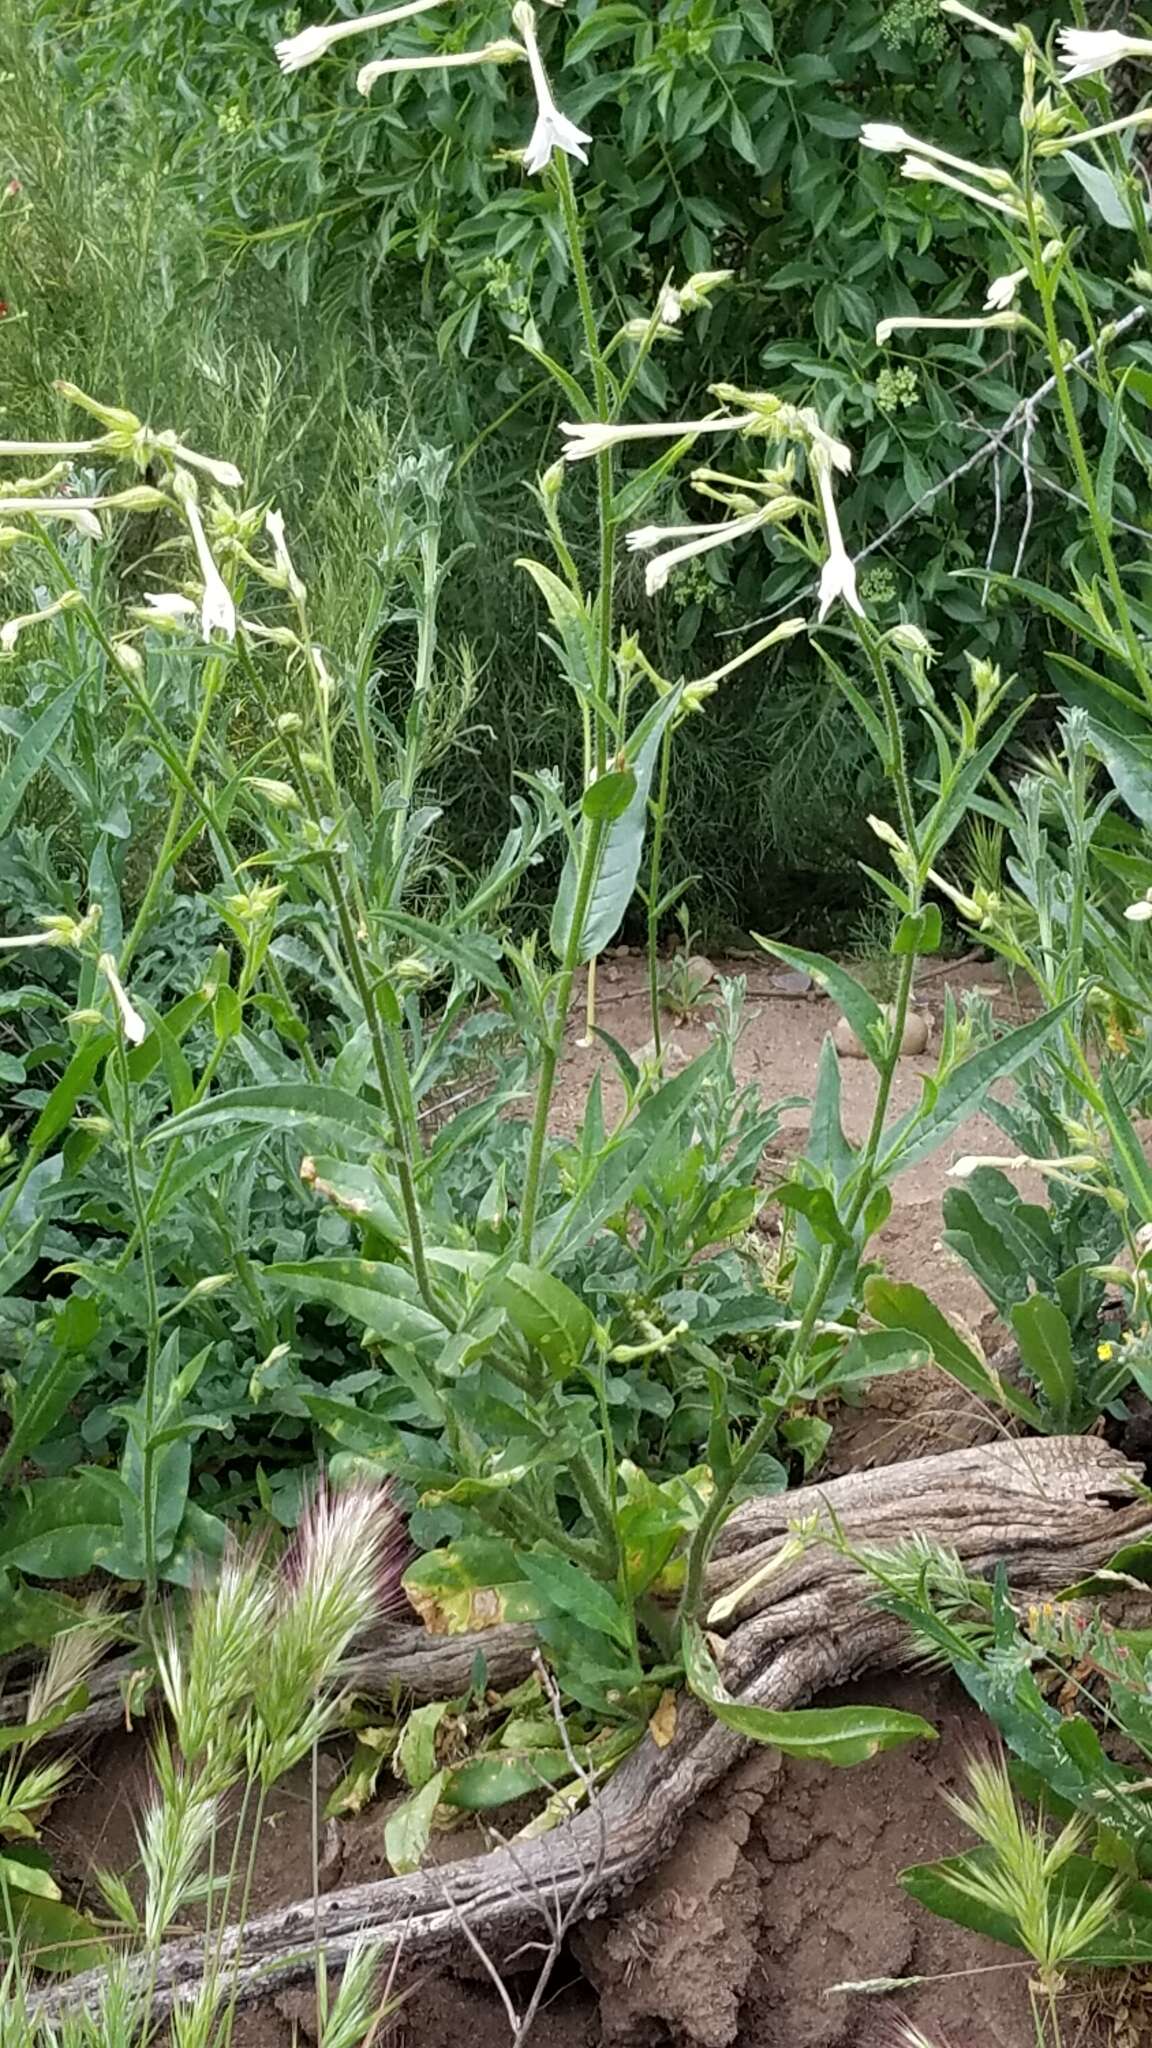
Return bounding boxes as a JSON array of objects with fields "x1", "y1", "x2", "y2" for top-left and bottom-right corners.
[{"x1": 828, "y1": 10, "x2": 1152, "y2": 1437}]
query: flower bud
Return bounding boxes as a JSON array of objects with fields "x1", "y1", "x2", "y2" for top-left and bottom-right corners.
[{"x1": 246, "y1": 776, "x2": 301, "y2": 812}]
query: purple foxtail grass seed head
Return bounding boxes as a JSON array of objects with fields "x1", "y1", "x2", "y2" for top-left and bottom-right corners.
[{"x1": 279, "y1": 1477, "x2": 413, "y2": 1652}]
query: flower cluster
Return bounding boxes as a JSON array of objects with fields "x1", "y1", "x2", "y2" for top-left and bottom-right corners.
[{"x1": 275, "y1": 0, "x2": 589, "y2": 175}]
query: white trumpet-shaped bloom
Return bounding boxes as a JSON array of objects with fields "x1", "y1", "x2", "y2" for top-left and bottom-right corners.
[
  {"x1": 875, "y1": 310, "x2": 1024, "y2": 344},
  {"x1": 0, "y1": 590, "x2": 83, "y2": 653},
  {"x1": 560, "y1": 412, "x2": 756, "y2": 462},
  {"x1": 265, "y1": 508, "x2": 307, "y2": 603},
  {"x1": 626, "y1": 506, "x2": 772, "y2": 597},
  {"x1": 984, "y1": 268, "x2": 1028, "y2": 311},
  {"x1": 939, "y1": 2, "x2": 1025, "y2": 51},
  {"x1": 0, "y1": 497, "x2": 104, "y2": 538},
  {"x1": 177, "y1": 491, "x2": 237, "y2": 643},
  {"x1": 275, "y1": 0, "x2": 444, "y2": 73},
  {"x1": 901, "y1": 155, "x2": 1025, "y2": 218},
  {"x1": 1056, "y1": 29, "x2": 1152, "y2": 82},
  {"x1": 860, "y1": 123, "x2": 1013, "y2": 191},
  {"x1": 358, "y1": 38, "x2": 522, "y2": 91},
  {"x1": 813, "y1": 463, "x2": 864, "y2": 624},
  {"x1": 98, "y1": 953, "x2": 148, "y2": 1046},
  {"x1": 512, "y1": 1, "x2": 592, "y2": 174}
]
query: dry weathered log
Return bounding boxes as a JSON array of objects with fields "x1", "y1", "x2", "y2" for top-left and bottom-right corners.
[{"x1": 32, "y1": 1434, "x2": 1152, "y2": 2020}]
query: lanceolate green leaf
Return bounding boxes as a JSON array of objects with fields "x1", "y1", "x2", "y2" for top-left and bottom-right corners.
[
  {"x1": 865, "y1": 1277, "x2": 1042, "y2": 1426},
  {"x1": 879, "y1": 999, "x2": 1077, "y2": 1172},
  {"x1": 753, "y1": 939, "x2": 886, "y2": 1067},
  {"x1": 268, "y1": 1259, "x2": 445, "y2": 1349},
  {"x1": 1011, "y1": 1295, "x2": 1076, "y2": 1427},
  {"x1": 0, "y1": 1471, "x2": 131, "y2": 1578},
  {"x1": 551, "y1": 684, "x2": 685, "y2": 964},
  {"x1": 155, "y1": 1083, "x2": 391, "y2": 1153},
  {"x1": 683, "y1": 1621, "x2": 936, "y2": 1764},
  {"x1": 0, "y1": 682, "x2": 84, "y2": 841}
]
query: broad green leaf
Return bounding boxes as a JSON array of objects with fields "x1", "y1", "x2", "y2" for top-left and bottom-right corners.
[
  {"x1": 0, "y1": 682, "x2": 84, "y2": 841},
  {"x1": 0, "y1": 1472, "x2": 130, "y2": 1578},
  {"x1": 683, "y1": 1622, "x2": 935, "y2": 1763},
  {"x1": 864, "y1": 1278, "x2": 1042, "y2": 1426},
  {"x1": 0, "y1": 1888, "x2": 107, "y2": 1974},
  {"x1": 403, "y1": 1539, "x2": 543, "y2": 1634},
  {"x1": 27, "y1": 1034, "x2": 114, "y2": 1156},
  {"x1": 824, "y1": 1327, "x2": 928, "y2": 1392},
  {"x1": 892, "y1": 904, "x2": 942, "y2": 956},
  {"x1": 582, "y1": 769, "x2": 637, "y2": 822},
  {"x1": 379, "y1": 911, "x2": 510, "y2": 997},
  {"x1": 155, "y1": 1084, "x2": 391, "y2": 1153},
  {"x1": 903, "y1": 1850, "x2": 1152, "y2": 1965},
  {"x1": 1011, "y1": 1295, "x2": 1077, "y2": 1427},
  {"x1": 1088, "y1": 719, "x2": 1152, "y2": 827},
  {"x1": 1064, "y1": 149, "x2": 1138, "y2": 230},
  {"x1": 773, "y1": 1181, "x2": 851, "y2": 1248},
  {"x1": 395, "y1": 1701, "x2": 450, "y2": 1790},
  {"x1": 0, "y1": 1348, "x2": 94, "y2": 1485},
  {"x1": 551, "y1": 685, "x2": 685, "y2": 964},
  {"x1": 427, "y1": 1248, "x2": 595, "y2": 1372},
  {"x1": 0, "y1": 1853, "x2": 59, "y2": 1901},
  {"x1": 517, "y1": 1550, "x2": 634, "y2": 1649},
  {"x1": 266, "y1": 1260, "x2": 445, "y2": 1350},
  {"x1": 879, "y1": 999, "x2": 1076, "y2": 1173},
  {"x1": 754, "y1": 939, "x2": 885, "y2": 1066},
  {"x1": 384, "y1": 1770, "x2": 446, "y2": 1875},
  {"x1": 298, "y1": 1157, "x2": 406, "y2": 1245},
  {"x1": 1099, "y1": 1065, "x2": 1152, "y2": 1218},
  {"x1": 444, "y1": 1749, "x2": 575, "y2": 1809}
]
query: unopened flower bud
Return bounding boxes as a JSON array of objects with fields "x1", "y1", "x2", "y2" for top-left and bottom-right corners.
[{"x1": 246, "y1": 776, "x2": 301, "y2": 812}]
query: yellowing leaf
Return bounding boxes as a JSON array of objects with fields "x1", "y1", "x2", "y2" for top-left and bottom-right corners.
[{"x1": 648, "y1": 1690, "x2": 678, "y2": 1748}]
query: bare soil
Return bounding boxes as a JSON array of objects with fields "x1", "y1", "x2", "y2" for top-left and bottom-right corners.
[{"x1": 47, "y1": 958, "x2": 1108, "y2": 2048}]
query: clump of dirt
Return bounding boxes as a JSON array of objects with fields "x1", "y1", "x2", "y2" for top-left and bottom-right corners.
[{"x1": 580, "y1": 1672, "x2": 1036, "y2": 2048}]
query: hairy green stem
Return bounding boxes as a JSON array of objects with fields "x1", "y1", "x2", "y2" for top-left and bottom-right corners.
[
  {"x1": 518, "y1": 815, "x2": 609, "y2": 1256},
  {"x1": 646, "y1": 725, "x2": 673, "y2": 1055},
  {"x1": 283, "y1": 736, "x2": 439, "y2": 1315}
]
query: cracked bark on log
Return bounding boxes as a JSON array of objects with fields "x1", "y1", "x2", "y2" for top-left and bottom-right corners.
[{"x1": 32, "y1": 1434, "x2": 1152, "y2": 2019}]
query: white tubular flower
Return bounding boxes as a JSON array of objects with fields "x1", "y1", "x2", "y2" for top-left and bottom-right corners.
[
  {"x1": 813, "y1": 462, "x2": 864, "y2": 624},
  {"x1": 512, "y1": 1, "x2": 592, "y2": 174},
  {"x1": 142, "y1": 592, "x2": 199, "y2": 621},
  {"x1": 1056, "y1": 29, "x2": 1152, "y2": 82},
  {"x1": 1044, "y1": 107, "x2": 1152, "y2": 151},
  {"x1": 358, "y1": 38, "x2": 523, "y2": 91},
  {"x1": 984, "y1": 267, "x2": 1028, "y2": 310},
  {"x1": 875, "y1": 310, "x2": 1024, "y2": 344},
  {"x1": 275, "y1": 0, "x2": 443, "y2": 73},
  {"x1": 0, "y1": 438, "x2": 102, "y2": 459},
  {"x1": 149, "y1": 433, "x2": 243, "y2": 490},
  {"x1": 0, "y1": 928, "x2": 65, "y2": 952},
  {"x1": 939, "y1": 2, "x2": 1025, "y2": 51},
  {"x1": 176, "y1": 485, "x2": 237, "y2": 644},
  {"x1": 628, "y1": 506, "x2": 771, "y2": 597},
  {"x1": 860, "y1": 125, "x2": 1004, "y2": 193},
  {"x1": 0, "y1": 497, "x2": 103, "y2": 538},
  {"x1": 1125, "y1": 895, "x2": 1152, "y2": 923},
  {"x1": 901, "y1": 155, "x2": 1026, "y2": 218},
  {"x1": 265, "y1": 508, "x2": 307, "y2": 603},
  {"x1": 0, "y1": 590, "x2": 83, "y2": 653},
  {"x1": 560, "y1": 412, "x2": 756, "y2": 462},
  {"x1": 861, "y1": 123, "x2": 1015, "y2": 192},
  {"x1": 658, "y1": 288, "x2": 683, "y2": 325},
  {"x1": 98, "y1": 953, "x2": 148, "y2": 1046}
]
